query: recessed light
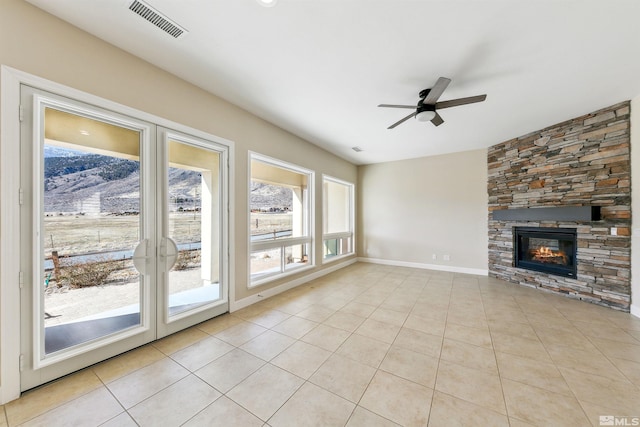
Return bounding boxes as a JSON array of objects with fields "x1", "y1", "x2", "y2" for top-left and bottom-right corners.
[
  {"x1": 79, "y1": 130, "x2": 90, "y2": 136},
  {"x1": 257, "y1": 0, "x2": 277, "y2": 7}
]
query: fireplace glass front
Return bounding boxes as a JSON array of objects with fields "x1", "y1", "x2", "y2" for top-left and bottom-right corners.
[{"x1": 514, "y1": 227, "x2": 577, "y2": 278}]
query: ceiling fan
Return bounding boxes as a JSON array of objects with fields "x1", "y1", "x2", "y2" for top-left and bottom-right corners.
[{"x1": 378, "y1": 77, "x2": 487, "y2": 129}]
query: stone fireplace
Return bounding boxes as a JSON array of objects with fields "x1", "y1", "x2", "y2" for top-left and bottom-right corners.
[{"x1": 487, "y1": 101, "x2": 631, "y2": 311}]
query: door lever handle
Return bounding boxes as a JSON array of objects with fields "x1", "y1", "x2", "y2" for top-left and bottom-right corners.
[
  {"x1": 160, "y1": 237, "x2": 179, "y2": 270},
  {"x1": 132, "y1": 239, "x2": 151, "y2": 274}
]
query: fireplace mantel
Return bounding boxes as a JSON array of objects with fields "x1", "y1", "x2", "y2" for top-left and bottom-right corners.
[{"x1": 492, "y1": 206, "x2": 601, "y2": 222}]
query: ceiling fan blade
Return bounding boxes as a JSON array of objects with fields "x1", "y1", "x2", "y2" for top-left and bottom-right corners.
[
  {"x1": 378, "y1": 104, "x2": 416, "y2": 109},
  {"x1": 423, "y1": 77, "x2": 451, "y2": 104},
  {"x1": 436, "y1": 94, "x2": 487, "y2": 110},
  {"x1": 388, "y1": 112, "x2": 415, "y2": 129},
  {"x1": 431, "y1": 112, "x2": 444, "y2": 127}
]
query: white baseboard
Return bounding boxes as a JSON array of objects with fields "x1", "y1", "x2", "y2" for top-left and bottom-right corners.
[
  {"x1": 230, "y1": 258, "x2": 358, "y2": 312},
  {"x1": 631, "y1": 304, "x2": 640, "y2": 319},
  {"x1": 357, "y1": 257, "x2": 488, "y2": 277}
]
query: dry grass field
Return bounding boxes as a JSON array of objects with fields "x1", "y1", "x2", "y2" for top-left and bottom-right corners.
[
  {"x1": 250, "y1": 212, "x2": 292, "y2": 236},
  {"x1": 44, "y1": 212, "x2": 293, "y2": 259},
  {"x1": 43, "y1": 212, "x2": 202, "y2": 258}
]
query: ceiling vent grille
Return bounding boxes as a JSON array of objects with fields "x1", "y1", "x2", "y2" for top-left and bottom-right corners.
[
  {"x1": 352, "y1": 146, "x2": 364, "y2": 152},
  {"x1": 129, "y1": 0, "x2": 187, "y2": 39}
]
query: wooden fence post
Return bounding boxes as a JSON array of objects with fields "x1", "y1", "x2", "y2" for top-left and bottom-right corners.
[{"x1": 52, "y1": 250, "x2": 61, "y2": 284}]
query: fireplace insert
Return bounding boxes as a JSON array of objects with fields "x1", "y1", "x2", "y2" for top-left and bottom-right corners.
[{"x1": 513, "y1": 227, "x2": 577, "y2": 278}]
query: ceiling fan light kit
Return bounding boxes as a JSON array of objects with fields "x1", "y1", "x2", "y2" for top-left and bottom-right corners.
[
  {"x1": 256, "y1": 0, "x2": 277, "y2": 7},
  {"x1": 378, "y1": 77, "x2": 487, "y2": 129},
  {"x1": 416, "y1": 108, "x2": 436, "y2": 122}
]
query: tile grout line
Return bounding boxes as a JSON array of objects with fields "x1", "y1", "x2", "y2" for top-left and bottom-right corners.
[
  {"x1": 424, "y1": 274, "x2": 453, "y2": 427},
  {"x1": 486, "y1": 289, "x2": 537, "y2": 427},
  {"x1": 514, "y1": 289, "x2": 593, "y2": 425},
  {"x1": 96, "y1": 373, "x2": 133, "y2": 426},
  {"x1": 543, "y1": 305, "x2": 609, "y2": 424},
  {"x1": 481, "y1": 284, "x2": 514, "y2": 425},
  {"x1": 344, "y1": 275, "x2": 421, "y2": 424},
  {"x1": 581, "y1": 332, "x2": 640, "y2": 389}
]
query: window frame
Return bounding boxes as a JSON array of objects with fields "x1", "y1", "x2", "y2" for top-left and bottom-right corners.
[
  {"x1": 322, "y1": 175, "x2": 355, "y2": 263},
  {"x1": 248, "y1": 152, "x2": 314, "y2": 287}
]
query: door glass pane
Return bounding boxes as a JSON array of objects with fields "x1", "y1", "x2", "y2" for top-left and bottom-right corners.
[
  {"x1": 167, "y1": 139, "x2": 221, "y2": 317},
  {"x1": 43, "y1": 107, "x2": 142, "y2": 355}
]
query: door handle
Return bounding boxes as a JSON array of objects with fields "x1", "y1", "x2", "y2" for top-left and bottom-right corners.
[
  {"x1": 160, "y1": 237, "x2": 179, "y2": 270},
  {"x1": 132, "y1": 239, "x2": 151, "y2": 274}
]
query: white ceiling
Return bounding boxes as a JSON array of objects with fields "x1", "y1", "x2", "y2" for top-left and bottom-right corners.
[{"x1": 25, "y1": 0, "x2": 640, "y2": 165}]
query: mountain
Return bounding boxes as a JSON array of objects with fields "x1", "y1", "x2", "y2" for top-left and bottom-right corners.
[
  {"x1": 43, "y1": 150, "x2": 293, "y2": 213},
  {"x1": 250, "y1": 182, "x2": 292, "y2": 211},
  {"x1": 44, "y1": 154, "x2": 201, "y2": 213},
  {"x1": 44, "y1": 154, "x2": 130, "y2": 180},
  {"x1": 43, "y1": 146, "x2": 88, "y2": 158}
]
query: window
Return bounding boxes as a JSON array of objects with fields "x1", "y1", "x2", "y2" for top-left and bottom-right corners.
[
  {"x1": 323, "y1": 176, "x2": 354, "y2": 261},
  {"x1": 249, "y1": 153, "x2": 313, "y2": 285}
]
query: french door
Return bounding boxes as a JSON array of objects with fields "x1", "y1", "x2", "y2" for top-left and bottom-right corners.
[{"x1": 19, "y1": 86, "x2": 229, "y2": 390}]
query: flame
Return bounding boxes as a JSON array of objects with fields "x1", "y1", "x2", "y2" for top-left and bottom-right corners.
[
  {"x1": 539, "y1": 247, "x2": 551, "y2": 255},
  {"x1": 531, "y1": 246, "x2": 567, "y2": 265}
]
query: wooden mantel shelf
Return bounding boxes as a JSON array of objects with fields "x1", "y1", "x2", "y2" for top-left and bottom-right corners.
[{"x1": 491, "y1": 206, "x2": 601, "y2": 221}]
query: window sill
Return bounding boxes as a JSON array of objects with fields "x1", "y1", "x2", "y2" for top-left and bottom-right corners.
[
  {"x1": 248, "y1": 263, "x2": 315, "y2": 289},
  {"x1": 322, "y1": 252, "x2": 355, "y2": 265}
]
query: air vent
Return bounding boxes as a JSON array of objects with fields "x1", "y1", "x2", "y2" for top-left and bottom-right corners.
[
  {"x1": 352, "y1": 146, "x2": 363, "y2": 152},
  {"x1": 129, "y1": 0, "x2": 187, "y2": 39}
]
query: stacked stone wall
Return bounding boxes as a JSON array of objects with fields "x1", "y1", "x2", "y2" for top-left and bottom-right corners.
[{"x1": 488, "y1": 101, "x2": 631, "y2": 310}]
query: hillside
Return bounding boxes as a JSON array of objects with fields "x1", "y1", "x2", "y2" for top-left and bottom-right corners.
[
  {"x1": 250, "y1": 182, "x2": 293, "y2": 211},
  {"x1": 44, "y1": 152, "x2": 293, "y2": 213},
  {"x1": 44, "y1": 154, "x2": 201, "y2": 213}
]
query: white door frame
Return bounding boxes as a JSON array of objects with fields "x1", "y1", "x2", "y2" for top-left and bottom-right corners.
[{"x1": 0, "y1": 65, "x2": 235, "y2": 404}]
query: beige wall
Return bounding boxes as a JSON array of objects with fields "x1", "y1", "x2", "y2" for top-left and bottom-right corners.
[
  {"x1": 357, "y1": 149, "x2": 488, "y2": 273},
  {"x1": 0, "y1": 0, "x2": 357, "y2": 304},
  {"x1": 631, "y1": 95, "x2": 640, "y2": 317}
]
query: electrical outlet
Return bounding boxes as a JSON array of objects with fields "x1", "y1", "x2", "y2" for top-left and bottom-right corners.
[
  {"x1": 611, "y1": 227, "x2": 618, "y2": 236},
  {"x1": 443, "y1": 254, "x2": 450, "y2": 261},
  {"x1": 432, "y1": 254, "x2": 437, "y2": 260}
]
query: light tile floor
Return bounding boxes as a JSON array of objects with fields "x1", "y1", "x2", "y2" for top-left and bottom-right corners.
[{"x1": 3, "y1": 263, "x2": 640, "y2": 426}]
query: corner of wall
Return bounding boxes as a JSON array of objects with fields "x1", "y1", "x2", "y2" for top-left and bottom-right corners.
[
  {"x1": 630, "y1": 95, "x2": 640, "y2": 318},
  {"x1": 0, "y1": 65, "x2": 23, "y2": 404}
]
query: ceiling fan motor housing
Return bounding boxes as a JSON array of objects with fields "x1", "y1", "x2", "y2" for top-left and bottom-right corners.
[
  {"x1": 417, "y1": 88, "x2": 436, "y2": 116},
  {"x1": 416, "y1": 101, "x2": 436, "y2": 114}
]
